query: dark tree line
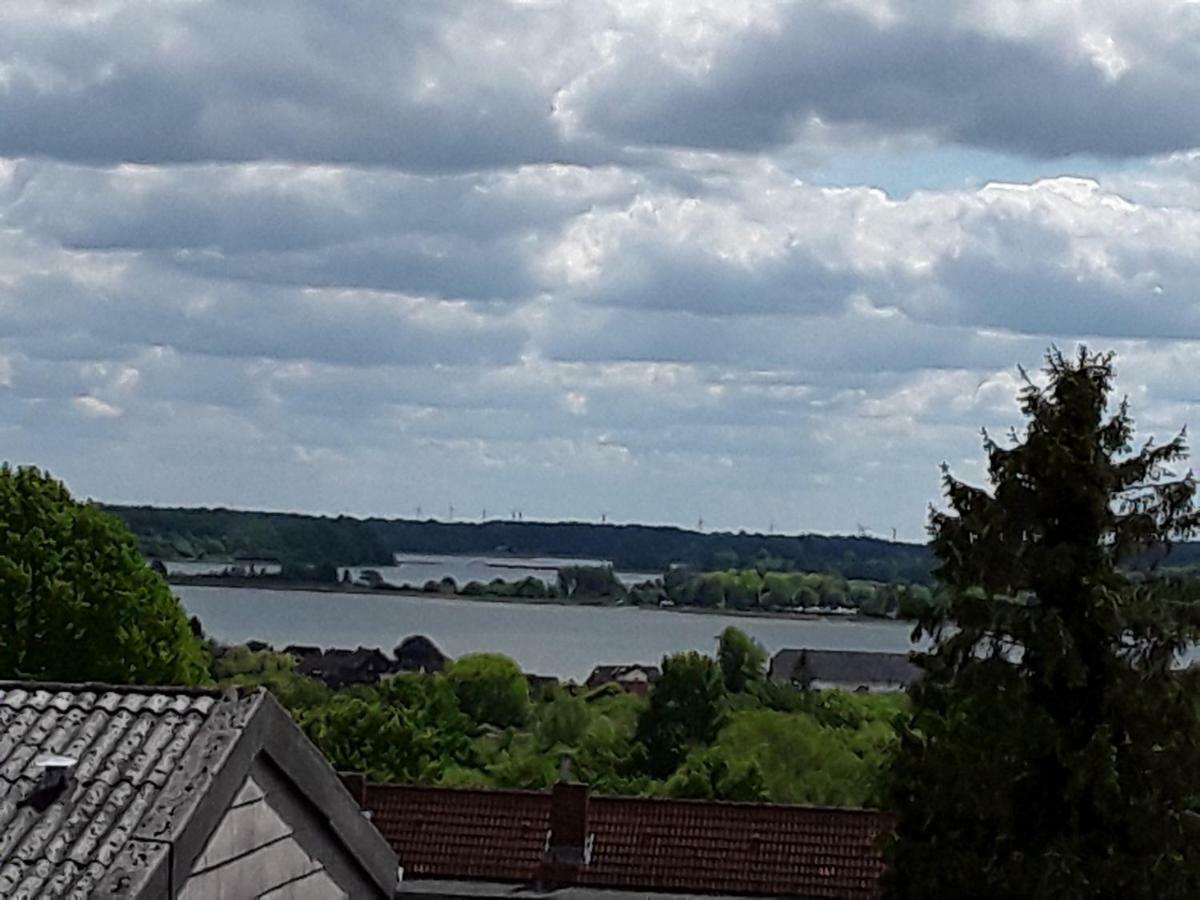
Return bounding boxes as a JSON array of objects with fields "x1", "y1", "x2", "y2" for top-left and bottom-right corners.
[{"x1": 107, "y1": 505, "x2": 936, "y2": 582}]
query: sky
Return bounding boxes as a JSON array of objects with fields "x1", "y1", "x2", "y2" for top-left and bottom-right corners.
[{"x1": 4, "y1": 0, "x2": 1200, "y2": 540}]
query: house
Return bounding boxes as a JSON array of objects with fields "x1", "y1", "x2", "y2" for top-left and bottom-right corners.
[
  {"x1": 0, "y1": 681, "x2": 397, "y2": 898},
  {"x1": 284, "y1": 643, "x2": 323, "y2": 663},
  {"x1": 584, "y1": 664, "x2": 661, "y2": 696},
  {"x1": 525, "y1": 673, "x2": 561, "y2": 696},
  {"x1": 295, "y1": 646, "x2": 396, "y2": 689},
  {"x1": 394, "y1": 635, "x2": 449, "y2": 674},
  {"x1": 770, "y1": 648, "x2": 920, "y2": 693},
  {"x1": 345, "y1": 778, "x2": 891, "y2": 898}
]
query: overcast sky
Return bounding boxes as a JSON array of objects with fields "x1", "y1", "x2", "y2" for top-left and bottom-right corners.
[{"x1": 4, "y1": 0, "x2": 1200, "y2": 540}]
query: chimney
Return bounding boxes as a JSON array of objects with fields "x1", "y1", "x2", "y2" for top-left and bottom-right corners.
[
  {"x1": 22, "y1": 753, "x2": 77, "y2": 813},
  {"x1": 35, "y1": 753, "x2": 77, "y2": 792},
  {"x1": 540, "y1": 781, "x2": 591, "y2": 888}
]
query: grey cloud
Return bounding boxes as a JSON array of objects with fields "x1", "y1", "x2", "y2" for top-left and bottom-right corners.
[
  {"x1": 0, "y1": 0, "x2": 593, "y2": 171},
  {"x1": 573, "y1": 2, "x2": 1200, "y2": 159}
]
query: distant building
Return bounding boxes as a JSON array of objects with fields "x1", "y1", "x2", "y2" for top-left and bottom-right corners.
[
  {"x1": 584, "y1": 664, "x2": 661, "y2": 696},
  {"x1": 295, "y1": 646, "x2": 396, "y2": 689},
  {"x1": 0, "y1": 682, "x2": 397, "y2": 898},
  {"x1": 770, "y1": 648, "x2": 920, "y2": 693},
  {"x1": 525, "y1": 673, "x2": 561, "y2": 696},
  {"x1": 393, "y1": 635, "x2": 449, "y2": 674},
  {"x1": 347, "y1": 779, "x2": 891, "y2": 898},
  {"x1": 284, "y1": 643, "x2": 323, "y2": 663}
]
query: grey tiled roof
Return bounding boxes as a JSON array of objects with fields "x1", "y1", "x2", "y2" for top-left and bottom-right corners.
[
  {"x1": 770, "y1": 649, "x2": 920, "y2": 688},
  {"x1": 0, "y1": 682, "x2": 261, "y2": 899}
]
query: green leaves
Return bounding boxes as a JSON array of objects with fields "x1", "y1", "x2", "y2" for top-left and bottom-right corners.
[
  {"x1": 0, "y1": 464, "x2": 207, "y2": 685},
  {"x1": 445, "y1": 653, "x2": 531, "y2": 728},
  {"x1": 888, "y1": 349, "x2": 1200, "y2": 898}
]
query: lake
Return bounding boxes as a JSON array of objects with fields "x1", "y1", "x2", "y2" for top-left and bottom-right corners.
[{"x1": 175, "y1": 585, "x2": 921, "y2": 682}]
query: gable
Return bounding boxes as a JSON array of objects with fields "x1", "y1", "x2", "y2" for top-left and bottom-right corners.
[
  {"x1": 180, "y1": 767, "x2": 356, "y2": 900},
  {"x1": 0, "y1": 682, "x2": 397, "y2": 899}
]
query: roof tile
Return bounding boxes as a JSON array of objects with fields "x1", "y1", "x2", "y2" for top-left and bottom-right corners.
[
  {"x1": 0, "y1": 682, "x2": 254, "y2": 899},
  {"x1": 366, "y1": 784, "x2": 891, "y2": 898}
]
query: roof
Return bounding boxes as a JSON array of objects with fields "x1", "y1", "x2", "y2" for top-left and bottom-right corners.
[
  {"x1": 769, "y1": 649, "x2": 920, "y2": 688},
  {"x1": 295, "y1": 646, "x2": 396, "y2": 687},
  {"x1": 0, "y1": 681, "x2": 397, "y2": 899},
  {"x1": 364, "y1": 783, "x2": 891, "y2": 899},
  {"x1": 584, "y1": 665, "x2": 661, "y2": 687}
]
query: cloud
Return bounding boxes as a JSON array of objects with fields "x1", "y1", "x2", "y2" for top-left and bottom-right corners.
[
  {"x1": 5, "y1": 1, "x2": 1200, "y2": 537},
  {"x1": 571, "y1": 0, "x2": 1200, "y2": 159}
]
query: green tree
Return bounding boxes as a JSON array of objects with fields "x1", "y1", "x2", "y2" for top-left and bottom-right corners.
[
  {"x1": 557, "y1": 565, "x2": 624, "y2": 600},
  {"x1": 0, "y1": 465, "x2": 207, "y2": 685},
  {"x1": 300, "y1": 675, "x2": 470, "y2": 782},
  {"x1": 664, "y1": 746, "x2": 768, "y2": 802},
  {"x1": 635, "y1": 651, "x2": 726, "y2": 777},
  {"x1": 536, "y1": 690, "x2": 591, "y2": 747},
  {"x1": 445, "y1": 653, "x2": 531, "y2": 728},
  {"x1": 716, "y1": 627, "x2": 767, "y2": 693},
  {"x1": 887, "y1": 349, "x2": 1200, "y2": 898},
  {"x1": 896, "y1": 584, "x2": 933, "y2": 620}
]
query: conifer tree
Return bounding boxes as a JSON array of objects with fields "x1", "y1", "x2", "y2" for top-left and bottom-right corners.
[{"x1": 887, "y1": 349, "x2": 1200, "y2": 898}]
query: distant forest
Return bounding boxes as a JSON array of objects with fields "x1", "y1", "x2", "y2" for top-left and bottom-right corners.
[
  {"x1": 106, "y1": 504, "x2": 1200, "y2": 585},
  {"x1": 106, "y1": 505, "x2": 936, "y2": 582}
]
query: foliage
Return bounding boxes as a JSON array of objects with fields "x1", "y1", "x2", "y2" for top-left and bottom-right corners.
[
  {"x1": 0, "y1": 464, "x2": 207, "y2": 685},
  {"x1": 635, "y1": 651, "x2": 727, "y2": 777},
  {"x1": 298, "y1": 674, "x2": 471, "y2": 782},
  {"x1": 110, "y1": 504, "x2": 395, "y2": 568},
  {"x1": 714, "y1": 705, "x2": 897, "y2": 807},
  {"x1": 716, "y1": 626, "x2": 767, "y2": 692},
  {"x1": 210, "y1": 645, "x2": 295, "y2": 680},
  {"x1": 663, "y1": 746, "x2": 768, "y2": 802},
  {"x1": 212, "y1": 634, "x2": 906, "y2": 805},
  {"x1": 557, "y1": 565, "x2": 624, "y2": 600},
  {"x1": 107, "y1": 504, "x2": 936, "y2": 581},
  {"x1": 445, "y1": 653, "x2": 531, "y2": 728},
  {"x1": 887, "y1": 349, "x2": 1200, "y2": 898}
]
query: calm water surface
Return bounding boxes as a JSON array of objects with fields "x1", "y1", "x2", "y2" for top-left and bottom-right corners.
[{"x1": 176, "y1": 585, "x2": 921, "y2": 681}]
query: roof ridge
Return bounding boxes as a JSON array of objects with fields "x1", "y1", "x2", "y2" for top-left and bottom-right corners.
[
  {"x1": 366, "y1": 780, "x2": 892, "y2": 818},
  {"x1": 0, "y1": 680, "x2": 250, "y2": 698}
]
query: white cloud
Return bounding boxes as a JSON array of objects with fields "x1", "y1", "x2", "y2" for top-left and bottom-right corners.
[
  {"x1": 5, "y1": 1, "x2": 1200, "y2": 537},
  {"x1": 73, "y1": 395, "x2": 122, "y2": 418}
]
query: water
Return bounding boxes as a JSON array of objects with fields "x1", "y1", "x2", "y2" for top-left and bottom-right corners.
[
  {"x1": 175, "y1": 585, "x2": 920, "y2": 681},
  {"x1": 340, "y1": 553, "x2": 659, "y2": 589}
]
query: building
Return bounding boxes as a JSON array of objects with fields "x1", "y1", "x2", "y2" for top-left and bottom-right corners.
[
  {"x1": 346, "y1": 779, "x2": 891, "y2": 898},
  {"x1": 584, "y1": 664, "x2": 661, "y2": 696},
  {"x1": 0, "y1": 682, "x2": 398, "y2": 898},
  {"x1": 770, "y1": 648, "x2": 920, "y2": 693},
  {"x1": 394, "y1": 635, "x2": 449, "y2": 674},
  {"x1": 294, "y1": 646, "x2": 397, "y2": 688}
]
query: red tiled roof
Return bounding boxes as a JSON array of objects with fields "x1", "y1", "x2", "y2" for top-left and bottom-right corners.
[{"x1": 365, "y1": 783, "x2": 891, "y2": 898}]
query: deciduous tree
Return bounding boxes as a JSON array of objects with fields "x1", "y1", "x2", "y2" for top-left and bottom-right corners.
[{"x1": 0, "y1": 464, "x2": 207, "y2": 684}]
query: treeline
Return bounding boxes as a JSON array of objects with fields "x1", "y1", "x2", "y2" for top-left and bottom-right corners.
[
  {"x1": 109, "y1": 505, "x2": 395, "y2": 570},
  {"x1": 106, "y1": 504, "x2": 935, "y2": 582},
  {"x1": 658, "y1": 569, "x2": 936, "y2": 617},
  {"x1": 403, "y1": 566, "x2": 937, "y2": 619}
]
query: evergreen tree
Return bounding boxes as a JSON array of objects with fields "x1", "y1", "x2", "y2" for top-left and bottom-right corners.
[{"x1": 887, "y1": 349, "x2": 1200, "y2": 898}]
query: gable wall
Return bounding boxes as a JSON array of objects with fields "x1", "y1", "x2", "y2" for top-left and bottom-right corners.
[{"x1": 179, "y1": 757, "x2": 381, "y2": 899}]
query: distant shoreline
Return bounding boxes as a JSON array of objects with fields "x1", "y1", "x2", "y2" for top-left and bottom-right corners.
[{"x1": 166, "y1": 575, "x2": 904, "y2": 623}]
